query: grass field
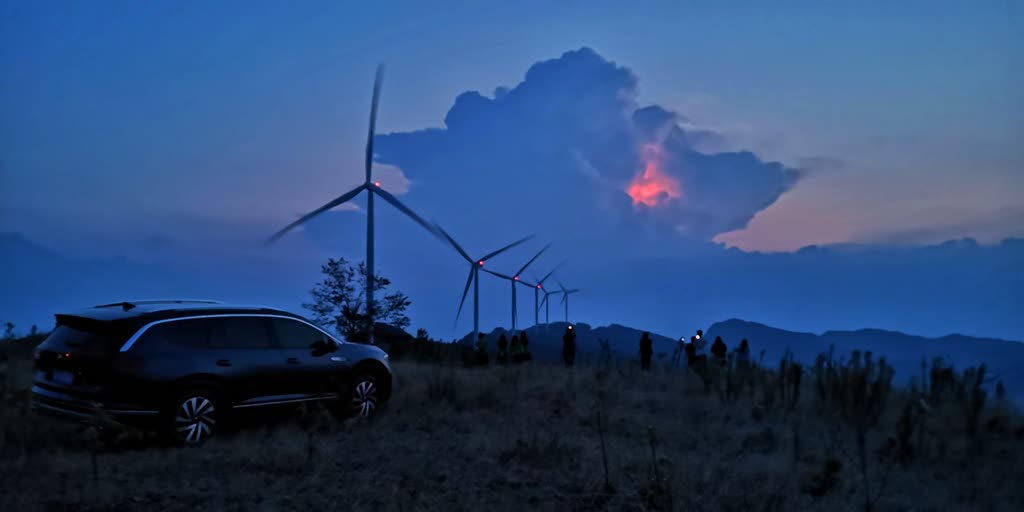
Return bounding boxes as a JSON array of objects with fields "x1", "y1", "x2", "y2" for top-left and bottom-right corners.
[{"x1": 2, "y1": 335, "x2": 1023, "y2": 511}]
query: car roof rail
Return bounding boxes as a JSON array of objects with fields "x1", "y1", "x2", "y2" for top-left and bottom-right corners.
[{"x1": 94, "y1": 299, "x2": 223, "y2": 311}]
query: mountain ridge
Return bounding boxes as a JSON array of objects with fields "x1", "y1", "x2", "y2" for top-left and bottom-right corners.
[{"x1": 456, "y1": 318, "x2": 1024, "y2": 403}]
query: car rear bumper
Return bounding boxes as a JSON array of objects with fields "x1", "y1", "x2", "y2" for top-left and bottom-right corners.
[{"x1": 31, "y1": 385, "x2": 160, "y2": 428}]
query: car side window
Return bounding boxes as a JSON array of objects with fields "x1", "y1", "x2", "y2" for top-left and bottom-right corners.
[
  {"x1": 138, "y1": 318, "x2": 211, "y2": 350},
  {"x1": 209, "y1": 317, "x2": 274, "y2": 349},
  {"x1": 270, "y1": 318, "x2": 329, "y2": 349}
]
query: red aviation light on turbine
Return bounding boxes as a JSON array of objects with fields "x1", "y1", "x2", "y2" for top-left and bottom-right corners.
[
  {"x1": 536, "y1": 284, "x2": 541, "y2": 289},
  {"x1": 478, "y1": 260, "x2": 485, "y2": 267},
  {"x1": 374, "y1": 181, "x2": 381, "y2": 187},
  {"x1": 513, "y1": 276, "x2": 519, "y2": 281}
]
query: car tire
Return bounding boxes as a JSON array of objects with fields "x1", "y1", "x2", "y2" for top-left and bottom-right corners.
[
  {"x1": 164, "y1": 388, "x2": 221, "y2": 445},
  {"x1": 346, "y1": 371, "x2": 383, "y2": 419}
]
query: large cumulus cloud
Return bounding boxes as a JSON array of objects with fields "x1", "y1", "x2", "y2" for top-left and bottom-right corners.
[{"x1": 375, "y1": 47, "x2": 799, "y2": 249}]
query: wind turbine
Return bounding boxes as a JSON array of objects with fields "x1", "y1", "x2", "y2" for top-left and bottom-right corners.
[
  {"x1": 529, "y1": 262, "x2": 564, "y2": 329},
  {"x1": 539, "y1": 287, "x2": 563, "y2": 329},
  {"x1": 434, "y1": 225, "x2": 534, "y2": 345},
  {"x1": 481, "y1": 244, "x2": 551, "y2": 332},
  {"x1": 558, "y1": 280, "x2": 581, "y2": 323},
  {"x1": 266, "y1": 65, "x2": 442, "y2": 344}
]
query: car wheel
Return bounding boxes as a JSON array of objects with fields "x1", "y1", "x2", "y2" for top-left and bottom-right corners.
[
  {"x1": 348, "y1": 373, "x2": 381, "y2": 418},
  {"x1": 167, "y1": 389, "x2": 220, "y2": 445}
]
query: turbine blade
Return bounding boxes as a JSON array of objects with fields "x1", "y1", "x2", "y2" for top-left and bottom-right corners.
[
  {"x1": 538, "y1": 260, "x2": 566, "y2": 285},
  {"x1": 557, "y1": 279, "x2": 568, "y2": 293},
  {"x1": 454, "y1": 268, "x2": 473, "y2": 326},
  {"x1": 265, "y1": 184, "x2": 367, "y2": 245},
  {"x1": 480, "y1": 234, "x2": 535, "y2": 262},
  {"x1": 433, "y1": 223, "x2": 473, "y2": 263},
  {"x1": 481, "y1": 268, "x2": 513, "y2": 280},
  {"x1": 372, "y1": 187, "x2": 444, "y2": 242},
  {"x1": 514, "y1": 243, "x2": 550, "y2": 277},
  {"x1": 560, "y1": 293, "x2": 567, "y2": 305},
  {"x1": 365, "y1": 64, "x2": 384, "y2": 184},
  {"x1": 539, "y1": 294, "x2": 548, "y2": 308}
]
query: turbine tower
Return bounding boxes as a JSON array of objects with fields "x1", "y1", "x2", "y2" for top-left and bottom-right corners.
[
  {"x1": 558, "y1": 280, "x2": 581, "y2": 323},
  {"x1": 434, "y1": 225, "x2": 533, "y2": 344},
  {"x1": 481, "y1": 244, "x2": 550, "y2": 332},
  {"x1": 266, "y1": 65, "x2": 442, "y2": 344}
]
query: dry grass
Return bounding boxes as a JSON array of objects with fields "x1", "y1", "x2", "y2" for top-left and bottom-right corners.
[{"x1": 2, "y1": 337, "x2": 1023, "y2": 511}]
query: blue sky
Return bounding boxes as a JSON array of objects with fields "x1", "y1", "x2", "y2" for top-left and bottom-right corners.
[
  {"x1": 1, "y1": 1, "x2": 1022, "y2": 339},
  {"x1": 3, "y1": 1, "x2": 1021, "y2": 249}
]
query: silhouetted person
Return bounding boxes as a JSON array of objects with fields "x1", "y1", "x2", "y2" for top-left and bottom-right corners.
[
  {"x1": 639, "y1": 332, "x2": 653, "y2": 371},
  {"x1": 689, "y1": 334, "x2": 709, "y2": 386},
  {"x1": 672, "y1": 336, "x2": 686, "y2": 367},
  {"x1": 685, "y1": 336, "x2": 697, "y2": 366},
  {"x1": 735, "y1": 339, "x2": 751, "y2": 368},
  {"x1": 496, "y1": 334, "x2": 509, "y2": 365},
  {"x1": 475, "y1": 333, "x2": 490, "y2": 366},
  {"x1": 692, "y1": 332, "x2": 707, "y2": 360},
  {"x1": 711, "y1": 336, "x2": 727, "y2": 366},
  {"x1": 510, "y1": 335, "x2": 526, "y2": 363},
  {"x1": 519, "y1": 331, "x2": 533, "y2": 361},
  {"x1": 562, "y1": 325, "x2": 577, "y2": 368}
]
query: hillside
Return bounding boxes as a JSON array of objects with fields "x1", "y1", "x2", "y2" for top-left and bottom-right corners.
[
  {"x1": 457, "y1": 322, "x2": 677, "y2": 363},
  {"x1": 705, "y1": 319, "x2": 1024, "y2": 402},
  {"x1": 453, "y1": 319, "x2": 1024, "y2": 403},
  {"x1": 2, "y1": 334, "x2": 1023, "y2": 511}
]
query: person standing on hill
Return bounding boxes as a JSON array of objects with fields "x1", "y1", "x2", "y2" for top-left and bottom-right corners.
[
  {"x1": 476, "y1": 333, "x2": 490, "y2": 366},
  {"x1": 690, "y1": 333, "x2": 709, "y2": 385},
  {"x1": 509, "y1": 334, "x2": 525, "y2": 363},
  {"x1": 693, "y1": 331, "x2": 707, "y2": 359},
  {"x1": 639, "y1": 332, "x2": 653, "y2": 371},
  {"x1": 711, "y1": 336, "x2": 727, "y2": 366},
  {"x1": 685, "y1": 336, "x2": 697, "y2": 366},
  {"x1": 496, "y1": 334, "x2": 509, "y2": 365},
  {"x1": 562, "y1": 325, "x2": 577, "y2": 368},
  {"x1": 735, "y1": 339, "x2": 751, "y2": 368},
  {"x1": 519, "y1": 331, "x2": 533, "y2": 361},
  {"x1": 734, "y1": 338, "x2": 752, "y2": 394}
]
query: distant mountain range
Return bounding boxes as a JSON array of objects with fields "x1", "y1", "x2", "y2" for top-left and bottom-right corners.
[
  {"x1": 4, "y1": 229, "x2": 1023, "y2": 403},
  {"x1": 464, "y1": 319, "x2": 1024, "y2": 403}
]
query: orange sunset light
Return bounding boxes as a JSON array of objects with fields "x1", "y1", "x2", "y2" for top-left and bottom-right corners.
[{"x1": 627, "y1": 145, "x2": 682, "y2": 207}]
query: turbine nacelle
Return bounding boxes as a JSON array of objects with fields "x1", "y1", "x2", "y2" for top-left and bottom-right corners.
[{"x1": 478, "y1": 260, "x2": 485, "y2": 266}]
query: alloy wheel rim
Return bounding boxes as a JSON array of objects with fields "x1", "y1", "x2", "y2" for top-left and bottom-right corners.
[
  {"x1": 351, "y1": 380, "x2": 378, "y2": 417},
  {"x1": 175, "y1": 396, "x2": 216, "y2": 444}
]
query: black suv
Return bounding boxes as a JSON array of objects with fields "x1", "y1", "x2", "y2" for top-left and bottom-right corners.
[{"x1": 31, "y1": 300, "x2": 393, "y2": 444}]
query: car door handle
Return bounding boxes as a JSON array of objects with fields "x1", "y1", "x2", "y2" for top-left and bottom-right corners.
[
  {"x1": 216, "y1": 359, "x2": 232, "y2": 367},
  {"x1": 287, "y1": 357, "x2": 300, "y2": 364}
]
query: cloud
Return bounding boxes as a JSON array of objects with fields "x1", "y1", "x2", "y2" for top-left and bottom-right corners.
[{"x1": 375, "y1": 47, "x2": 799, "y2": 244}]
